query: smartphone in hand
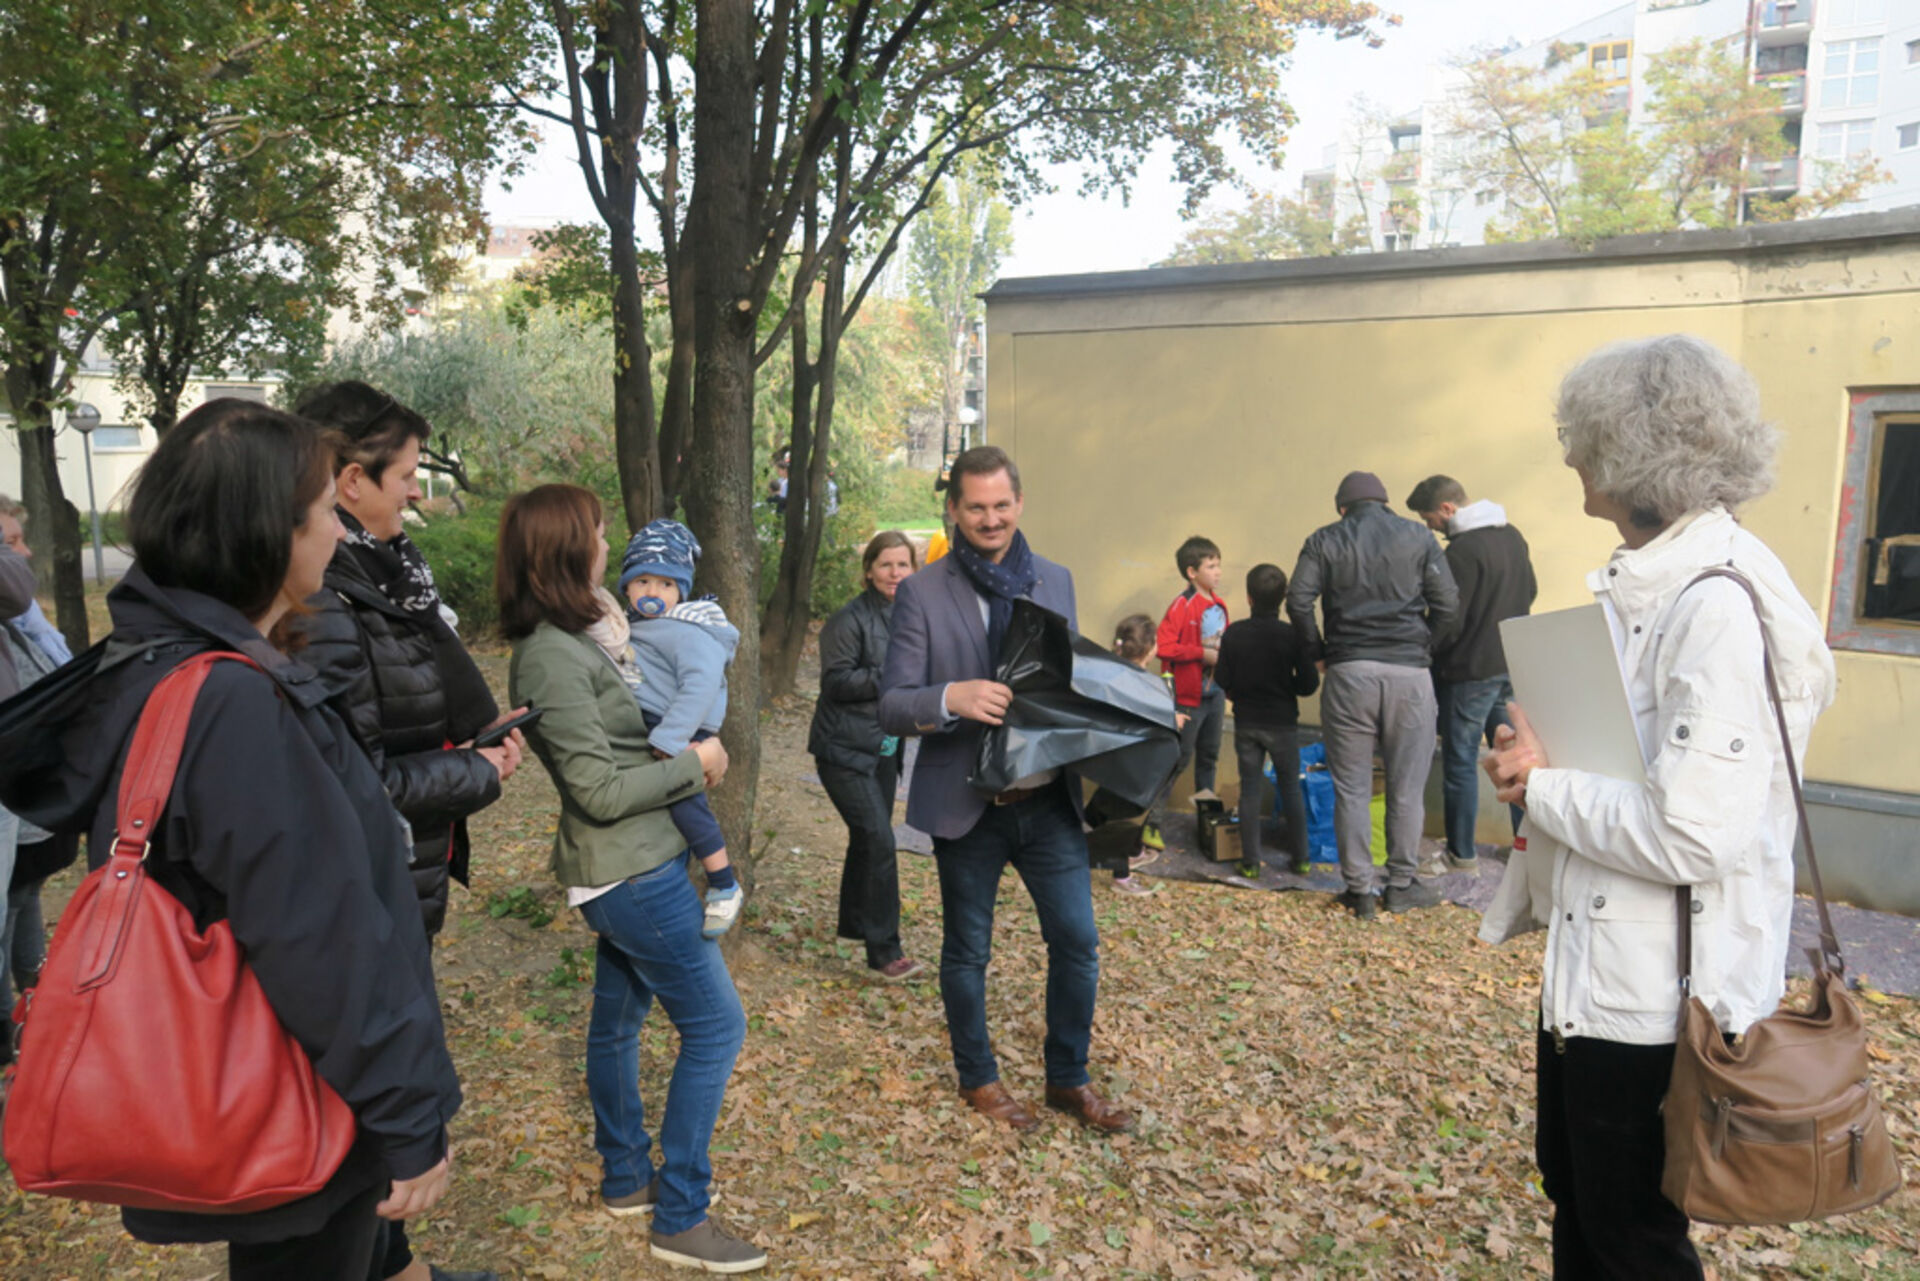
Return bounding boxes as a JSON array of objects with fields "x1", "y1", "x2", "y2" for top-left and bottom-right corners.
[{"x1": 474, "y1": 706, "x2": 543, "y2": 750}]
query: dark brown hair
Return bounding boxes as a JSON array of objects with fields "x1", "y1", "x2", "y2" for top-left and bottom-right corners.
[
  {"x1": 1246, "y1": 563, "x2": 1289, "y2": 615},
  {"x1": 861, "y1": 529, "x2": 918, "y2": 587},
  {"x1": 946, "y1": 445, "x2": 1021, "y2": 505},
  {"x1": 1175, "y1": 535, "x2": 1219, "y2": 579},
  {"x1": 128, "y1": 398, "x2": 334, "y2": 624},
  {"x1": 1112, "y1": 613, "x2": 1156, "y2": 664},
  {"x1": 295, "y1": 380, "x2": 431, "y2": 483},
  {"x1": 1406, "y1": 474, "x2": 1467, "y2": 515},
  {"x1": 496, "y1": 484, "x2": 605, "y2": 640}
]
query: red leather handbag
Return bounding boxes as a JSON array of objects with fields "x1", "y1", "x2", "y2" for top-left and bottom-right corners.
[{"x1": 3, "y1": 652, "x2": 357, "y2": 1212}]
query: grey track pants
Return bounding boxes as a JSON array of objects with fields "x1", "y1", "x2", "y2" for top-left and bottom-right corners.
[{"x1": 1319, "y1": 660, "x2": 1437, "y2": 893}]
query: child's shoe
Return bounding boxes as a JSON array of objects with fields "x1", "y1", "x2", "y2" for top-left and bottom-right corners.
[
  {"x1": 702, "y1": 884, "x2": 743, "y2": 939},
  {"x1": 1112, "y1": 875, "x2": 1157, "y2": 897},
  {"x1": 1236, "y1": 860, "x2": 1261, "y2": 880},
  {"x1": 1139, "y1": 822, "x2": 1165, "y2": 852}
]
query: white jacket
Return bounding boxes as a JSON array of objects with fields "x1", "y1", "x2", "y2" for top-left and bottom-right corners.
[{"x1": 1479, "y1": 508, "x2": 1835, "y2": 1045}]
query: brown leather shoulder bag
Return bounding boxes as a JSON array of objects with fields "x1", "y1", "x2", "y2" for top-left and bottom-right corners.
[{"x1": 1660, "y1": 568, "x2": 1901, "y2": 1226}]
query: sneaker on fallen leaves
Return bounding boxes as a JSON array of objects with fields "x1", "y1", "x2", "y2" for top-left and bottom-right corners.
[
  {"x1": 604, "y1": 1175, "x2": 659, "y2": 1217},
  {"x1": 1139, "y1": 823, "x2": 1165, "y2": 851},
  {"x1": 872, "y1": 956, "x2": 925, "y2": 982},
  {"x1": 650, "y1": 1217, "x2": 768, "y2": 1273},
  {"x1": 1112, "y1": 875, "x2": 1158, "y2": 896},
  {"x1": 1236, "y1": 860, "x2": 1260, "y2": 880},
  {"x1": 702, "y1": 884, "x2": 743, "y2": 939},
  {"x1": 1129, "y1": 846, "x2": 1161, "y2": 871}
]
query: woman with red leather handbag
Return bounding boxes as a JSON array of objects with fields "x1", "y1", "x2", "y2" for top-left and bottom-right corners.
[{"x1": 0, "y1": 400, "x2": 463, "y2": 1280}]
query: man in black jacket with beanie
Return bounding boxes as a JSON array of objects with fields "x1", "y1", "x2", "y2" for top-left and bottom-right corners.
[{"x1": 1407, "y1": 475, "x2": 1537, "y2": 872}]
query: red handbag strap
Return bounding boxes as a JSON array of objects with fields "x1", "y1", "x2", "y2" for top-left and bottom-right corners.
[{"x1": 111, "y1": 652, "x2": 263, "y2": 865}]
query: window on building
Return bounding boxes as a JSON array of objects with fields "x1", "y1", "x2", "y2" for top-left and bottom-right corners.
[
  {"x1": 1816, "y1": 119, "x2": 1876, "y2": 159},
  {"x1": 1900, "y1": 122, "x2": 1920, "y2": 149},
  {"x1": 1824, "y1": 0, "x2": 1887, "y2": 25},
  {"x1": 1589, "y1": 40, "x2": 1631, "y2": 82},
  {"x1": 1830, "y1": 392, "x2": 1920, "y2": 655},
  {"x1": 202, "y1": 384, "x2": 269, "y2": 403},
  {"x1": 1822, "y1": 38, "x2": 1881, "y2": 108},
  {"x1": 1908, "y1": 38, "x2": 1920, "y2": 65},
  {"x1": 90, "y1": 425, "x2": 145, "y2": 452}
]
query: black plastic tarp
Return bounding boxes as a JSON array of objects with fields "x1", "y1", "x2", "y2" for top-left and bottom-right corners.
[{"x1": 969, "y1": 599, "x2": 1182, "y2": 809}]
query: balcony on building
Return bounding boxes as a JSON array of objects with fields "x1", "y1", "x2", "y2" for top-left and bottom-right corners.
[
  {"x1": 1755, "y1": 0, "x2": 1813, "y2": 46},
  {"x1": 1758, "y1": 69, "x2": 1808, "y2": 112},
  {"x1": 1744, "y1": 155, "x2": 1803, "y2": 192}
]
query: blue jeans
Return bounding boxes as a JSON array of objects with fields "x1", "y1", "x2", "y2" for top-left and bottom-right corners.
[
  {"x1": 1435, "y1": 675, "x2": 1523, "y2": 861},
  {"x1": 577, "y1": 853, "x2": 746, "y2": 1236},
  {"x1": 931, "y1": 783, "x2": 1098, "y2": 1091}
]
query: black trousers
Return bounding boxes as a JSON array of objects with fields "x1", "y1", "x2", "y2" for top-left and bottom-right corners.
[
  {"x1": 1535, "y1": 1030, "x2": 1702, "y2": 1280},
  {"x1": 229, "y1": 1179, "x2": 383, "y2": 1281},
  {"x1": 1232, "y1": 723, "x2": 1307, "y2": 867},
  {"x1": 819, "y1": 755, "x2": 903, "y2": 967}
]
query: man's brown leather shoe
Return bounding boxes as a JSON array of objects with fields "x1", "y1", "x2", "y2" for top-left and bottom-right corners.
[
  {"x1": 1044, "y1": 1083, "x2": 1134, "y2": 1133},
  {"x1": 959, "y1": 1081, "x2": 1039, "y2": 1132}
]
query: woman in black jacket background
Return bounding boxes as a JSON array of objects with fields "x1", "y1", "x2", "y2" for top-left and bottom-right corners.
[
  {"x1": 0, "y1": 400, "x2": 461, "y2": 1279},
  {"x1": 293, "y1": 382, "x2": 520, "y2": 1281},
  {"x1": 809, "y1": 531, "x2": 921, "y2": 981}
]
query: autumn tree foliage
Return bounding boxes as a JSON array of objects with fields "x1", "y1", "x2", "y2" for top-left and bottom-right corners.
[{"x1": 0, "y1": 0, "x2": 542, "y2": 649}]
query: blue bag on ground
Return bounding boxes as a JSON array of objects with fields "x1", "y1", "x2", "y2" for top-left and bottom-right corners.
[{"x1": 1297, "y1": 741, "x2": 1339, "y2": 864}]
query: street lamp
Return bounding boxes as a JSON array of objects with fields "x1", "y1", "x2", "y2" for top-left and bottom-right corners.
[{"x1": 67, "y1": 403, "x2": 104, "y2": 585}]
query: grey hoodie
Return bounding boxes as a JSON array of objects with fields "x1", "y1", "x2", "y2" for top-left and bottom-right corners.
[{"x1": 629, "y1": 600, "x2": 741, "y2": 755}]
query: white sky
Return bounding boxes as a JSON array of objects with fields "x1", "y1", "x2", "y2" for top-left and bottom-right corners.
[{"x1": 483, "y1": 0, "x2": 1612, "y2": 282}]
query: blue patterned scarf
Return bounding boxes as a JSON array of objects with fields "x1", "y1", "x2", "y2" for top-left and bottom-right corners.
[{"x1": 950, "y1": 529, "x2": 1038, "y2": 660}]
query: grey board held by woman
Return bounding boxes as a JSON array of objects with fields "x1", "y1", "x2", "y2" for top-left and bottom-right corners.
[{"x1": 1481, "y1": 334, "x2": 1835, "y2": 1279}]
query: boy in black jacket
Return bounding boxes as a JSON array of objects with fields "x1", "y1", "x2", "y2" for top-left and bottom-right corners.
[{"x1": 1214, "y1": 563, "x2": 1320, "y2": 876}]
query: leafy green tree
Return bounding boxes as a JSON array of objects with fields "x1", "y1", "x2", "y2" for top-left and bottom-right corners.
[
  {"x1": 0, "y1": 0, "x2": 541, "y2": 649},
  {"x1": 907, "y1": 157, "x2": 1011, "y2": 462},
  {"x1": 1160, "y1": 193, "x2": 1368, "y2": 265}
]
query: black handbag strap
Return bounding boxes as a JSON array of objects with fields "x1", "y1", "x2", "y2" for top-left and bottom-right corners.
[{"x1": 1675, "y1": 566, "x2": 1841, "y2": 1000}]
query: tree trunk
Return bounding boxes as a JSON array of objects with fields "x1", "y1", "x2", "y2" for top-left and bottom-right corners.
[
  {"x1": 684, "y1": 0, "x2": 761, "y2": 892},
  {"x1": 758, "y1": 257, "x2": 816, "y2": 699},
  {"x1": 5, "y1": 365, "x2": 88, "y2": 653},
  {"x1": 609, "y1": 225, "x2": 662, "y2": 534},
  {"x1": 657, "y1": 255, "x2": 695, "y2": 513}
]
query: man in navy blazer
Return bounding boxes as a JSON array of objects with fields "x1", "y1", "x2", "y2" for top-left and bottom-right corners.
[{"x1": 879, "y1": 446, "x2": 1131, "y2": 1134}]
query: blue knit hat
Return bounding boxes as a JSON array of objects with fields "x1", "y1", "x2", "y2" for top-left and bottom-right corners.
[{"x1": 619, "y1": 519, "x2": 701, "y2": 602}]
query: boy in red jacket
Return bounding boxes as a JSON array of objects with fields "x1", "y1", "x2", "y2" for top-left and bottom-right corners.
[{"x1": 1158, "y1": 535, "x2": 1228, "y2": 816}]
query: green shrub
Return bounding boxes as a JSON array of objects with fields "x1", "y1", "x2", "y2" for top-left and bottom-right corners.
[{"x1": 407, "y1": 499, "x2": 505, "y2": 637}]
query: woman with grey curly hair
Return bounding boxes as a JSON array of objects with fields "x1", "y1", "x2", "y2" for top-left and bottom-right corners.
[{"x1": 1482, "y1": 334, "x2": 1836, "y2": 1277}]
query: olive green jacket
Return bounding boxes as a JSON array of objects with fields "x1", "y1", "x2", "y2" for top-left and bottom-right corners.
[{"x1": 509, "y1": 622, "x2": 707, "y2": 888}]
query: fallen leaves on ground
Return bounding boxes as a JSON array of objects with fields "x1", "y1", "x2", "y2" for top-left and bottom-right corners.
[{"x1": 3, "y1": 641, "x2": 1918, "y2": 1279}]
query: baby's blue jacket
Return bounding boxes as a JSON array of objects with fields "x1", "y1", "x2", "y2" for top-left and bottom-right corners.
[{"x1": 628, "y1": 607, "x2": 740, "y2": 755}]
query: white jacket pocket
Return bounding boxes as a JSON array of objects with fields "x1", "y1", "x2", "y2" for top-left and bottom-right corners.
[{"x1": 1586, "y1": 873, "x2": 1682, "y2": 1014}]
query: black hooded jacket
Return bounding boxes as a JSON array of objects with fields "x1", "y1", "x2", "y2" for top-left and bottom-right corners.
[
  {"x1": 298, "y1": 544, "x2": 500, "y2": 935},
  {"x1": 808, "y1": 587, "x2": 895, "y2": 772},
  {"x1": 0, "y1": 569, "x2": 460, "y2": 1245}
]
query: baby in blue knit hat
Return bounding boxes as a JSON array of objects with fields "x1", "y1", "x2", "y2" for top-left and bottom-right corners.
[{"x1": 592, "y1": 519, "x2": 743, "y2": 938}]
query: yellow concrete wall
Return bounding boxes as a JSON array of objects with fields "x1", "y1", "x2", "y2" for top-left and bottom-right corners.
[{"x1": 987, "y1": 236, "x2": 1920, "y2": 798}]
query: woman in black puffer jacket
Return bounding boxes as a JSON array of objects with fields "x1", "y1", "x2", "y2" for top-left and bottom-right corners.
[
  {"x1": 808, "y1": 530, "x2": 921, "y2": 982},
  {"x1": 294, "y1": 382, "x2": 524, "y2": 1281}
]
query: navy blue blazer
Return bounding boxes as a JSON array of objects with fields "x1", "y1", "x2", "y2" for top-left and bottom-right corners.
[{"x1": 878, "y1": 550, "x2": 1079, "y2": 840}]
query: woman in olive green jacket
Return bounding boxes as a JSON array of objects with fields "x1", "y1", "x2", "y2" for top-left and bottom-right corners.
[{"x1": 497, "y1": 485, "x2": 766, "y2": 1275}]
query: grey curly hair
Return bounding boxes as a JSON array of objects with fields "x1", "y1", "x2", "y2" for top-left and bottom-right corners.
[{"x1": 1555, "y1": 334, "x2": 1779, "y2": 529}]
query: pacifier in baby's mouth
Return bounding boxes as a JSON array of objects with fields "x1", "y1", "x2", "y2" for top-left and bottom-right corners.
[{"x1": 632, "y1": 595, "x2": 670, "y2": 618}]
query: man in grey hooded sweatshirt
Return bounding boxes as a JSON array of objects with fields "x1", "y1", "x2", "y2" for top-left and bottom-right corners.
[{"x1": 1408, "y1": 475, "x2": 1537, "y2": 873}]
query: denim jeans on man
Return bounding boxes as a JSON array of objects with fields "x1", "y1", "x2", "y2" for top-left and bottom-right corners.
[
  {"x1": 931, "y1": 782, "x2": 1098, "y2": 1090},
  {"x1": 1435, "y1": 675, "x2": 1524, "y2": 861},
  {"x1": 577, "y1": 851, "x2": 747, "y2": 1236},
  {"x1": 819, "y1": 753, "x2": 904, "y2": 968}
]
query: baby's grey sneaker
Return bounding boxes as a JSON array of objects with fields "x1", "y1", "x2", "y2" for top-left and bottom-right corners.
[
  {"x1": 603, "y1": 1175, "x2": 658, "y2": 1217},
  {"x1": 649, "y1": 1217, "x2": 768, "y2": 1273},
  {"x1": 702, "y1": 884, "x2": 743, "y2": 939}
]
